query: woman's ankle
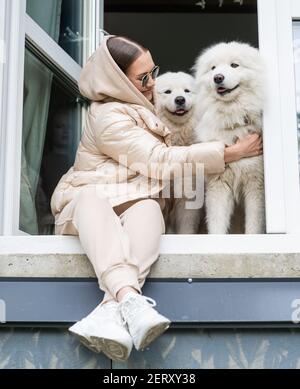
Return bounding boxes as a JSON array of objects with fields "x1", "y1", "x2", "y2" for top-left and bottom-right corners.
[{"x1": 116, "y1": 286, "x2": 139, "y2": 302}]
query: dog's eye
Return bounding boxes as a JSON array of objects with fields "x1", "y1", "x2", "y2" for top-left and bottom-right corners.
[
  {"x1": 211, "y1": 66, "x2": 216, "y2": 71},
  {"x1": 185, "y1": 89, "x2": 190, "y2": 93},
  {"x1": 231, "y1": 63, "x2": 239, "y2": 68},
  {"x1": 164, "y1": 90, "x2": 172, "y2": 94}
]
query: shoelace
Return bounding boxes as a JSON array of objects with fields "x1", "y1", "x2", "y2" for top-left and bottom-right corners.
[
  {"x1": 119, "y1": 295, "x2": 157, "y2": 324},
  {"x1": 100, "y1": 302, "x2": 126, "y2": 327}
]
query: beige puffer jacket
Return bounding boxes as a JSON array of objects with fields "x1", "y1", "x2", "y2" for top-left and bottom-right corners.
[{"x1": 50, "y1": 35, "x2": 226, "y2": 227}]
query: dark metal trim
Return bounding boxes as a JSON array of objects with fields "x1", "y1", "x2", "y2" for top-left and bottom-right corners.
[{"x1": 1, "y1": 278, "x2": 300, "y2": 328}]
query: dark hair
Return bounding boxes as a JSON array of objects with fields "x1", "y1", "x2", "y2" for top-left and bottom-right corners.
[{"x1": 107, "y1": 36, "x2": 149, "y2": 74}]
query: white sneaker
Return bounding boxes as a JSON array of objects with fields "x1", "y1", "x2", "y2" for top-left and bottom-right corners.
[
  {"x1": 119, "y1": 292, "x2": 171, "y2": 351},
  {"x1": 69, "y1": 301, "x2": 133, "y2": 361}
]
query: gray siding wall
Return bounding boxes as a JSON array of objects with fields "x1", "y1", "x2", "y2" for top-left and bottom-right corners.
[{"x1": 1, "y1": 328, "x2": 300, "y2": 369}]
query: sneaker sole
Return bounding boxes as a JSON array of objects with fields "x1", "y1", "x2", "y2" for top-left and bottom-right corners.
[
  {"x1": 69, "y1": 328, "x2": 101, "y2": 353},
  {"x1": 90, "y1": 336, "x2": 130, "y2": 362},
  {"x1": 137, "y1": 321, "x2": 171, "y2": 350}
]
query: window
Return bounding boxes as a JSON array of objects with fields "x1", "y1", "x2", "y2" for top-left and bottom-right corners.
[
  {"x1": 26, "y1": 0, "x2": 87, "y2": 66},
  {"x1": 1, "y1": 0, "x2": 300, "y2": 254},
  {"x1": 0, "y1": 0, "x2": 103, "y2": 236},
  {"x1": 20, "y1": 48, "x2": 85, "y2": 235}
]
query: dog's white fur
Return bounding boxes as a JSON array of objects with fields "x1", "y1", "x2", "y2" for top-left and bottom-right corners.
[
  {"x1": 154, "y1": 72, "x2": 202, "y2": 234},
  {"x1": 192, "y1": 41, "x2": 266, "y2": 234}
]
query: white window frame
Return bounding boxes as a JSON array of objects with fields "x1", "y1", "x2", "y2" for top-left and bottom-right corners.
[
  {"x1": 0, "y1": 0, "x2": 26, "y2": 236},
  {"x1": 0, "y1": 0, "x2": 103, "y2": 236},
  {"x1": 0, "y1": 0, "x2": 7, "y2": 235},
  {"x1": 270, "y1": 0, "x2": 300, "y2": 235},
  {"x1": 1, "y1": 0, "x2": 300, "y2": 256}
]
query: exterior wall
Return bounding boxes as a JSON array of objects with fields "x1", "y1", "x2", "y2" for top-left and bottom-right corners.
[{"x1": 1, "y1": 328, "x2": 300, "y2": 369}]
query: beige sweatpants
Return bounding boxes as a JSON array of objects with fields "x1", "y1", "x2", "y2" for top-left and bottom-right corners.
[{"x1": 54, "y1": 186, "x2": 166, "y2": 305}]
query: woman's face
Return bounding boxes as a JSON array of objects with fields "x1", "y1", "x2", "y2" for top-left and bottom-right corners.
[{"x1": 126, "y1": 50, "x2": 156, "y2": 103}]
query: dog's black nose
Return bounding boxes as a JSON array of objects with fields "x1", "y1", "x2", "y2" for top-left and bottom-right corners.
[
  {"x1": 214, "y1": 74, "x2": 225, "y2": 84},
  {"x1": 175, "y1": 96, "x2": 186, "y2": 106}
]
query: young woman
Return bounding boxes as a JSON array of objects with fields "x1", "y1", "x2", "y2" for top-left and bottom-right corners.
[{"x1": 50, "y1": 35, "x2": 263, "y2": 362}]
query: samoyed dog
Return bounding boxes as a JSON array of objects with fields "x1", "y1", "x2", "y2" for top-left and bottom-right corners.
[
  {"x1": 192, "y1": 42, "x2": 266, "y2": 234},
  {"x1": 154, "y1": 71, "x2": 203, "y2": 234}
]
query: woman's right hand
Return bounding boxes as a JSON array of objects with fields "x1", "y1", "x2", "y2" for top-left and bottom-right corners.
[{"x1": 224, "y1": 132, "x2": 263, "y2": 164}]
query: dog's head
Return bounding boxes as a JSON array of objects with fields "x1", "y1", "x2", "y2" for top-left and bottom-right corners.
[
  {"x1": 154, "y1": 71, "x2": 197, "y2": 123},
  {"x1": 191, "y1": 42, "x2": 265, "y2": 105}
]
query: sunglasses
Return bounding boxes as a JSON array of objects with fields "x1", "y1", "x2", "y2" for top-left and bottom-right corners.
[{"x1": 140, "y1": 65, "x2": 160, "y2": 88}]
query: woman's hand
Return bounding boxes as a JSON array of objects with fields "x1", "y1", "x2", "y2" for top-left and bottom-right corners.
[{"x1": 224, "y1": 132, "x2": 263, "y2": 164}]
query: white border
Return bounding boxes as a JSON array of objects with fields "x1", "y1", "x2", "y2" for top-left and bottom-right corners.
[{"x1": 0, "y1": 234, "x2": 299, "y2": 255}]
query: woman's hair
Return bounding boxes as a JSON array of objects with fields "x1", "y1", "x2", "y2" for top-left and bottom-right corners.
[{"x1": 107, "y1": 36, "x2": 149, "y2": 74}]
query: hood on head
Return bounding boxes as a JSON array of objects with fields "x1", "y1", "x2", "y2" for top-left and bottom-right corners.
[{"x1": 78, "y1": 35, "x2": 155, "y2": 113}]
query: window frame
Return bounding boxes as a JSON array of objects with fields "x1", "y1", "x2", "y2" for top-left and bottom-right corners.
[
  {"x1": 0, "y1": 0, "x2": 26, "y2": 236},
  {"x1": 0, "y1": 0, "x2": 299, "y2": 256},
  {"x1": 0, "y1": 0, "x2": 7, "y2": 236},
  {"x1": 0, "y1": 0, "x2": 103, "y2": 236},
  {"x1": 25, "y1": 14, "x2": 82, "y2": 84},
  {"x1": 271, "y1": 0, "x2": 300, "y2": 235}
]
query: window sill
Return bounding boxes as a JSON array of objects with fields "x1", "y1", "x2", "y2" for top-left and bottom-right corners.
[{"x1": 0, "y1": 234, "x2": 300, "y2": 279}]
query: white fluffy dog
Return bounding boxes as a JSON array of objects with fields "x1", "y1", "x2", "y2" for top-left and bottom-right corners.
[
  {"x1": 154, "y1": 72, "x2": 202, "y2": 234},
  {"x1": 192, "y1": 42, "x2": 266, "y2": 234}
]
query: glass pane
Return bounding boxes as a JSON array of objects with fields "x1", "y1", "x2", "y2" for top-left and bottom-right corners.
[
  {"x1": 26, "y1": 0, "x2": 87, "y2": 66},
  {"x1": 20, "y1": 48, "x2": 84, "y2": 235},
  {"x1": 293, "y1": 21, "x2": 300, "y2": 179}
]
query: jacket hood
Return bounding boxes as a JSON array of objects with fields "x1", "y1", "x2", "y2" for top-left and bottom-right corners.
[{"x1": 78, "y1": 35, "x2": 156, "y2": 114}]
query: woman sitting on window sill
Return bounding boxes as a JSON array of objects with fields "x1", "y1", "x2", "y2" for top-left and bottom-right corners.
[{"x1": 50, "y1": 34, "x2": 262, "y2": 362}]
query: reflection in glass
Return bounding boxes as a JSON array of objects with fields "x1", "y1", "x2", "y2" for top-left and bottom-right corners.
[
  {"x1": 26, "y1": 0, "x2": 86, "y2": 65},
  {"x1": 21, "y1": 49, "x2": 83, "y2": 235},
  {"x1": 293, "y1": 21, "x2": 300, "y2": 179}
]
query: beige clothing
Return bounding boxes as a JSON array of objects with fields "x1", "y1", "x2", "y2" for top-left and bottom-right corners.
[
  {"x1": 50, "y1": 34, "x2": 226, "y2": 234},
  {"x1": 55, "y1": 186, "x2": 165, "y2": 305},
  {"x1": 50, "y1": 34, "x2": 226, "y2": 302}
]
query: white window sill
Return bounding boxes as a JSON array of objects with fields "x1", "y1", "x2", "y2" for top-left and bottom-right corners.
[{"x1": 0, "y1": 234, "x2": 300, "y2": 278}]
